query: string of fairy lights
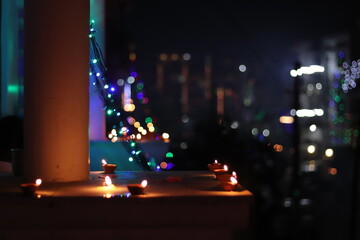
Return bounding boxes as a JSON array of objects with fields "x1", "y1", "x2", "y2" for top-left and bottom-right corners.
[
  {"x1": 329, "y1": 52, "x2": 359, "y2": 147},
  {"x1": 341, "y1": 57, "x2": 359, "y2": 92},
  {"x1": 89, "y1": 20, "x2": 170, "y2": 170}
]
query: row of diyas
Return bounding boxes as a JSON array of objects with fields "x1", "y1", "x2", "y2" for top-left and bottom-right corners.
[
  {"x1": 18, "y1": 158, "x2": 147, "y2": 197},
  {"x1": 103, "y1": 176, "x2": 148, "y2": 196},
  {"x1": 208, "y1": 160, "x2": 238, "y2": 191},
  {"x1": 19, "y1": 176, "x2": 148, "y2": 197},
  {"x1": 101, "y1": 159, "x2": 148, "y2": 195}
]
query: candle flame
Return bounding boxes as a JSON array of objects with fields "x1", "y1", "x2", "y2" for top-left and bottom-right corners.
[
  {"x1": 102, "y1": 159, "x2": 107, "y2": 165},
  {"x1": 224, "y1": 165, "x2": 228, "y2": 171},
  {"x1": 230, "y1": 176, "x2": 238, "y2": 184},
  {"x1": 214, "y1": 159, "x2": 218, "y2": 164},
  {"x1": 105, "y1": 176, "x2": 112, "y2": 186},
  {"x1": 35, "y1": 179, "x2": 42, "y2": 186},
  {"x1": 141, "y1": 180, "x2": 148, "y2": 188},
  {"x1": 232, "y1": 171, "x2": 237, "y2": 177}
]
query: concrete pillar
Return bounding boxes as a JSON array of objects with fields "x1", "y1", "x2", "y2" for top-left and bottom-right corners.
[{"x1": 24, "y1": 0, "x2": 90, "y2": 182}]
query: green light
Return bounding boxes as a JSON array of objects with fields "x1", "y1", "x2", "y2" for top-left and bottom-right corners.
[
  {"x1": 107, "y1": 109, "x2": 113, "y2": 115},
  {"x1": 334, "y1": 95, "x2": 341, "y2": 103},
  {"x1": 8, "y1": 85, "x2": 20, "y2": 93},
  {"x1": 92, "y1": 59, "x2": 98, "y2": 64},
  {"x1": 91, "y1": 19, "x2": 95, "y2": 23},
  {"x1": 339, "y1": 104, "x2": 345, "y2": 111},
  {"x1": 130, "y1": 142, "x2": 136, "y2": 147},
  {"x1": 345, "y1": 130, "x2": 352, "y2": 137},
  {"x1": 137, "y1": 83, "x2": 144, "y2": 90},
  {"x1": 354, "y1": 130, "x2": 359, "y2": 137},
  {"x1": 129, "y1": 157, "x2": 133, "y2": 162},
  {"x1": 136, "y1": 151, "x2": 141, "y2": 155},
  {"x1": 89, "y1": 34, "x2": 93, "y2": 38},
  {"x1": 166, "y1": 152, "x2": 174, "y2": 158},
  {"x1": 147, "y1": 162, "x2": 151, "y2": 166},
  {"x1": 145, "y1": 117, "x2": 152, "y2": 124}
]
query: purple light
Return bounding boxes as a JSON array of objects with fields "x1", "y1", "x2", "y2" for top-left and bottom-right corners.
[
  {"x1": 137, "y1": 92, "x2": 144, "y2": 99},
  {"x1": 333, "y1": 81, "x2": 339, "y2": 88},
  {"x1": 334, "y1": 72, "x2": 341, "y2": 79},
  {"x1": 130, "y1": 72, "x2": 138, "y2": 78},
  {"x1": 329, "y1": 100, "x2": 335, "y2": 108},
  {"x1": 110, "y1": 87, "x2": 115, "y2": 92},
  {"x1": 166, "y1": 162, "x2": 174, "y2": 170},
  {"x1": 338, "y1": 52, "x2": 345, "y2": 59}
]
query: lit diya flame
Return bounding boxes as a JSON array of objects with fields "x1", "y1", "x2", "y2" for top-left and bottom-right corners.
[
  {"x1": 35, "y1": 179, "x2": 42, "y2": 186},
  {"x1": 141, "y1": 180, "x2": 148, "y2": 188},
  {"x1": 232, "y1": 171, "x2": 237, "y2": 178},
  {"x1": 224, "y1": 165, "x2": 228, "y2": 171},
  {"x1": 102, "y1": 159, "x2": 107, "y2": 165},
  {"x1": 230, "y1": 176, "x2": 238, "y2": 185},
  {"x1": 214, "y1": 159, "x2": 218, "y2": 164},
  {"x1": 105, "y1": 176, "x2": 113, "y2": 187}
]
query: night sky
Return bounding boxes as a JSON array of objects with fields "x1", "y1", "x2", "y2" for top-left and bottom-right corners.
[{"x1": 107, "y1": 0, "x2": 354, "y2": 112}]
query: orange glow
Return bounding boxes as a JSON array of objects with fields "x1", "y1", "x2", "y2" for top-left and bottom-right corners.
[
  {"x1": 224, "y1": 165, "x2": 228, "y2": 171},
  {"x1": 35, "y1": 179, "x2": 42, "y2": 186},
  {"x1": 129, "y1": 52, "x2": 136, "y2": 61},
  {"x1": 159, "y1": 53, "x2": 167, "y2": 61},
  {"x1": 141, "y1": 180, "x2": 148, "y2": 188},
  {"x1": 279, "y1": 116, "x2": 294, "y2": 124},
  {"x1": 170, "y1": 53, "x2": 179, "y2": 61},
  {"x1": 160, "y1": 162, "x2": 168, "y2": 169},
  {"x1": 274, "y1": 144, "x2": 284, "y2": 152},
  {"x1": 103, "y1": 193, "x2": 113, "y2": 199},
  {"x1": 329, "y1": 168, "x2": 337, "y2": 175}
]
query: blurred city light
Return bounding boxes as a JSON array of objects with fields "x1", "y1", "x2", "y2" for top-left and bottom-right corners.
[
  {"x1": 309, "y1": 124, "x2": 317, "y2": 132},
  {"x1": 307, "y1": 145, "x2": 316, "y2": 154},
  {"x1": 325, "y1": 148, "x2": 334, "y2": 157},
  {"x1": 296, "y1": 109, "x2": 324, "y2": 117},
  {"x1": 263, "y1": 129, "x2": 270, "y2": 137},
  {"x1": 279, "y1": 116, "x2": 294, "y2": 124},
  {"x1": 239, "y1": 64, "x2": 247, "y2": 72},
  {"x1": 182, "y1": 53, "x2": 191, "y2": 61},
  {"x1": 290, "y1": 65, "x2": 325, "y2": 77}
]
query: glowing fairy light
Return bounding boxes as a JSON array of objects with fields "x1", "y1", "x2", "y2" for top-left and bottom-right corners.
[
  {"x1": 341, "y1": 58, "x2": 359, "y2": 92},
  {"x1": 89, "y1": 22, "x2": 161, "y2": 171},
  {"x1": 162, "y1": 133, "x2": 170, "y2": 139}
]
